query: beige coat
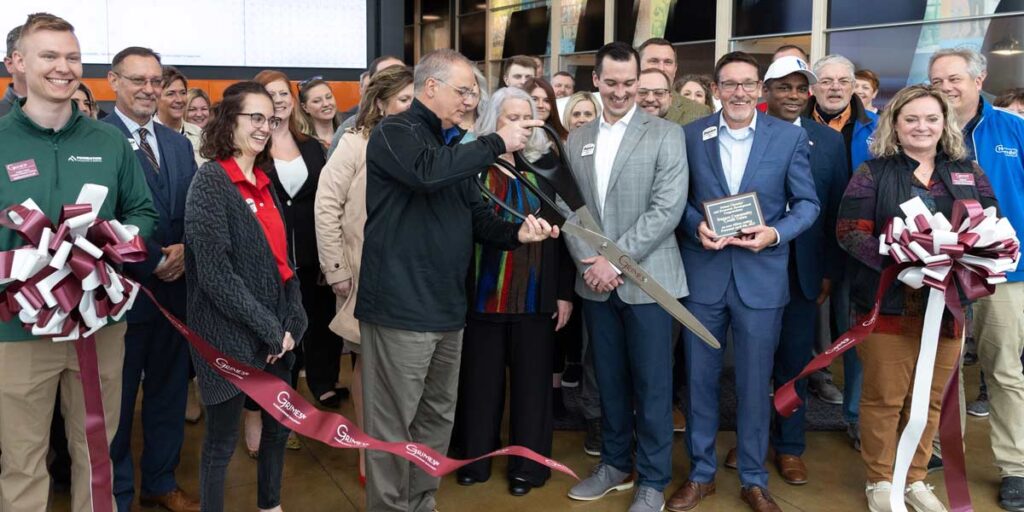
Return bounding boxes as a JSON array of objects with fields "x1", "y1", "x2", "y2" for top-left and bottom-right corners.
[{"x1": 314, "y1": 130, "x2": 367, "y2": 342}]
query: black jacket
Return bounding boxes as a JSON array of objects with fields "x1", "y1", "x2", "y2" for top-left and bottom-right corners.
[
  {"x1": 355, "y1": 99, "x2": 521, "y2": 331},
  {"x1": 267, "y1": 136, "x2": 327, "y2": 271}
]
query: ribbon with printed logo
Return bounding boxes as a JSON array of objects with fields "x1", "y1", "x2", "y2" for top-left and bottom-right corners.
[
  {"x1": 0, "y1": 186, "x2": 578, "y2": 512},
  {"x1": 774, "y1": 197, "x2": 1019, "y2": 512}
]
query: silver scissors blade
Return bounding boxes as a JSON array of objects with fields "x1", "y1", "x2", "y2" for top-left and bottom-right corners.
[{"x1": 563, "y1": 220, "x2": 721, "y2": 350}]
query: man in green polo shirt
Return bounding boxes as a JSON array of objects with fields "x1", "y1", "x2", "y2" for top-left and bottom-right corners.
[{"x1": 0, "y1": 13, "x2": 157, "y2": 512}]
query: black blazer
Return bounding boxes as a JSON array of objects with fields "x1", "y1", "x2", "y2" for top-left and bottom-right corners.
[
  {"x1": 103, "y1": 114, "x2": 198, "y2": 322},
  {"x1": 267, "y1": 136, "x2": 327, "y2": 271}
]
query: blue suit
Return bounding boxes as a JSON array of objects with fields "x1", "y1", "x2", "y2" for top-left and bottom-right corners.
[
  {"x1": 771, "y1": 118, "x2": 848, "y2": 456},
  {"x1": 103, "y1": 114, "x2": 197, "y2": 509},
  {"x1": 678, "y1": 112, "x2": 819, "y2": 489}
]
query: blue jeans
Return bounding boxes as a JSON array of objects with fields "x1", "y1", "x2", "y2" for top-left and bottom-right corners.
[
  {"x1": 583, "y1": 292, "x2": 674, "y2": 491},
  {"x1": 199, "y1": 354, "x2": 293, "y2": 512}
]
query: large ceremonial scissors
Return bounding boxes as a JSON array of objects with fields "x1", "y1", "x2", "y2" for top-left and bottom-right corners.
[{"x1": 475, "y1": 125, "x2": 720, "y2": 349}]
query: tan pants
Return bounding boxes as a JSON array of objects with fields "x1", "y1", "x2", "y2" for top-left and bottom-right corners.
[
  {"x1": 975, "y1": 281, "x2": 1024, "y2": 478},
  {"x1": 857, "y1": 331, "x2": 961, "y2": 483},
  {"x1": 0, "y1": 323, "x2": 126, "y2": 512}
]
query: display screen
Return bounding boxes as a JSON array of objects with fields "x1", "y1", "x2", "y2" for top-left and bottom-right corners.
[{"x1": 3, "y1": 0, "x2": 367, "y2": 69}]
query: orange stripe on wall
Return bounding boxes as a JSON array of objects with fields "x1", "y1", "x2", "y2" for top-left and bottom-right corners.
[{"x1": 0, "y1": 78, "x2": 361, "y2": 111}]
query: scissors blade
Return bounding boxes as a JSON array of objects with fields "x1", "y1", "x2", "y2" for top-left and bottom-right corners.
[{"x1": 563, "y1": 224, "x2": 721, "y2": 350}]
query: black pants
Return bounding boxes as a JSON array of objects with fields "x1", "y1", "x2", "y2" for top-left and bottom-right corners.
[
  {"x1": 454, "y1": 315, "x2": 554, "y2": 485},
  {"x1": 296, "y1": 266, "x2": 344, "y2": 397},
  {"x1": 200, "y1": 355, "x2": 293, "y2": 511}
]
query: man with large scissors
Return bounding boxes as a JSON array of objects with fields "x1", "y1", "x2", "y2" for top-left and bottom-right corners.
[{"x1": 563, "y1": 41, "x2": 689, "y2": 512}]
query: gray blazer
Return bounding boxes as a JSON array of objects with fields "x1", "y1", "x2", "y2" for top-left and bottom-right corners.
[{"x1": 562, "y1": 107, "x2": 689, "y2": 304}]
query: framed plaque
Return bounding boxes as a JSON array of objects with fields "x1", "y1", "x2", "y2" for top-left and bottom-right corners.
[{"x1": 702, "y1": 192, "x2": 765, "y2": 238}]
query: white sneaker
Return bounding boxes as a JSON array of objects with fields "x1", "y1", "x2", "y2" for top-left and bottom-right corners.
[
  {"x1": 866, "y1": 481, "x2": 893, "y2": 512},
  {"x1": 905, "y1": 481, "x2": 948, "y2": 512}
]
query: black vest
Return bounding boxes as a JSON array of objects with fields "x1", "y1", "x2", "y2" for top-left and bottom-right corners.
[{"x1": 849, "y1": 152, "x2": 987, "y2": 315}]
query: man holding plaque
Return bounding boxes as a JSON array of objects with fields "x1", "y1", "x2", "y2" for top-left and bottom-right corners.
[
  {"x1": 667, "y1": 51, "x2": 818, "y2": 512},
  {"x1": 563, "y1": 42, "x2": 688, "y2": 512}
]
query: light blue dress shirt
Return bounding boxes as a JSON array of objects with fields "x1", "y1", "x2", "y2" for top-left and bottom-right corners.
[
  {"x1": 114, "y1": 106, "x2": 160, "y2": 163},
  {"x1": 717, "y1": 113, "x2": 756, "y2": 195}
]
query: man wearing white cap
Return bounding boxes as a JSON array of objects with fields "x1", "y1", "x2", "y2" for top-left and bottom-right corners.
[{"x1": 761, "y1": 56, "x2": 849, "y2": 484}]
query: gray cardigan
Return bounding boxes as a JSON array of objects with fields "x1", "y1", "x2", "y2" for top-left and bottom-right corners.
[{"x1": 185, "y1": 160, "x2": 308, "y2": 405}]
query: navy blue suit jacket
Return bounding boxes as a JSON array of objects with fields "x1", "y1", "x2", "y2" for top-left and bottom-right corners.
[
  {"x1": 791, "y1": 117, "x2": 849, "y2": 301},
  {"x1": 678, "y1": 112, "x2": 820, "y2": 309},
  {"x1": 103, "y1": 114, "x2": 197, "y2": 322}
]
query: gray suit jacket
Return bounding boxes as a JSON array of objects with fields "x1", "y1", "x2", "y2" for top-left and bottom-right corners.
[{"x1": 562, "y1": 107, "x2": 689, "y2": 304}]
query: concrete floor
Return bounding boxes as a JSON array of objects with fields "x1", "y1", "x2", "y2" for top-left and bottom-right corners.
[{"x1": 53, "y1": 359, "x2": 1007, "y2": 511}]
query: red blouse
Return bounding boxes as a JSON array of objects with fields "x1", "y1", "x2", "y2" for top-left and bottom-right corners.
[{"x1": 220, "y1": 158, "x2": 294, "y2": 283}]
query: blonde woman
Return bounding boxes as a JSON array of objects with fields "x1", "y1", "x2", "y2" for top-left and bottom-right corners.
[
  {"x1": 185, "y1": 88, "x2": 211, "y2": 128},
  {"x1": 314, "y1": 66, "x2": 415, "y2": 488},
  {"x1": 561, "y1": 91, "x2": 601, "y2": 131},
  {"x1": 836, "y1": 85, "x2": 998, "y2": 512},
  {"x1": 297, "y1": 78, "x2": 340, "y2": 149}
]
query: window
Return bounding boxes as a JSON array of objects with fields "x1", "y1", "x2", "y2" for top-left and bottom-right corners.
[{"x1": 733, "y1": 0, "x2": 812, "y2": 37}]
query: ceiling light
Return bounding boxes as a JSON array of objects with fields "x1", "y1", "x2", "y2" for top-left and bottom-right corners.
[{"x1": 991, "y1": 37, "x2": 1023, "y2": 56}]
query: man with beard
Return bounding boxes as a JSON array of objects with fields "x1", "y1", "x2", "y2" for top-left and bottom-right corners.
[
  {"x1": 638, "y1": 68, "x2": 673, "y2": 119},
  {"x1": 104, "y1": 46, "x2": 200, "y2": 512}
]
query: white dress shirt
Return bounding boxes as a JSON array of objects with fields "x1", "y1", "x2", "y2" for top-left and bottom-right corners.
[
  {"x1": 594, "y1": 104, "x2": 637, "y2": 214},
  {"x1": 114, "y1": 106, "x2": 160, "y2": 163},
  {"x1": 718, "y1": 113, "x2": 757, "y2": 195}
]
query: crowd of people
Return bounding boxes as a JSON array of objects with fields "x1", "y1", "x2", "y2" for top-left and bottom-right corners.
[{"x1": 1, "y1": 10, "x2": 1023, "y2": 512}]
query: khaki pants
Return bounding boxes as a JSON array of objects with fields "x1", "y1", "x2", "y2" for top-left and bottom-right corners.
[
  {"x1": 0, "y1": 324, "x2": 126, "y2": 512},
  {"x1": 361, "y1": 322, "x2": 462, "y2": 512},
  {"x1": 857, "y1": 331, "x2": 961, "y2": 483},
  {"x1": 975, "y1": 281, "x2": 1024, "y2": 478}
]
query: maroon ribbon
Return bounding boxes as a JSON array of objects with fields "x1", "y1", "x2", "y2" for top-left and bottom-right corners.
[
  {"x1": 773, "y1": 198, "x2": 1023, "y2": 511},
  {"x1": 141, "y1": 288, "x2": 579, "y2": 480}
]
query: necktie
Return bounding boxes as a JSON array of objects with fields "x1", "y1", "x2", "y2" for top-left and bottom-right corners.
[{"x1": 137, "y1": 127, "x2": 160, "y2": 173}]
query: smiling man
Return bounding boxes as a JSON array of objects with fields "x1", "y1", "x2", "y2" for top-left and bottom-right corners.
[
  {"x1": 0, "y1": 13, "x2": 158, "y2": 512},
  {"x1": 638, "y1": 38, "x2": 710, "y2": 126},
  {"x1": 564, "y1": 41, "x2": 688, "y2": 512},
  {"x1": 670, "y1": 51, "x2": 818, "y2": 512},
  {"x1": 929, "y1": 47, "x2": 1024, "y2": 512},
  {"x1": 757, "y1": 55, "x2": 848, "y2": 488},
  {"x1": 638, "y1": 68, "x2": 673, "y2": 119},
  {"x1": 104, "y1": 46, "x2": 200, "y2": 512}
]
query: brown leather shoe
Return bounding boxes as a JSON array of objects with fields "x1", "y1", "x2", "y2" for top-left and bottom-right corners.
[
  {"x1": 724, "y1": 447, "x2": 737, "y2": 469},
  {"x1": 140, "y1": 488, "x2": 200, "y2": 512},
  {"x1": 740, "y1": 486, "x2": 782, "y2": 512},
  {"x1": 673, "y1": 407, "x2": 687, "y2": 433},
  {"x1": 774, "y1": 454, "x2": 808, "y2": 485},
  {"x1": 666, "y1": 480, "x2": 715, "y2": 512}
]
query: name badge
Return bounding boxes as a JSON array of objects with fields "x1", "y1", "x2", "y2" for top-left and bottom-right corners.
[
  {"x1": 245, "y1": 198, "x2": 258, "y2": 213},
  {"x1": 581, "y1": 143, "x2": 595, "y2": 157},
  {"x1": 128, "y1": 138, "x2": 139, "y2": 150},
  {"x1": 702, "y1": 126, "x2": 718, "y2": 141},
  {"x1": 6, "y1": 159, "x2": 39, "y2": 182},
  {"x1": 950, "y1": 172, "x2": 975, "y2": 186}
]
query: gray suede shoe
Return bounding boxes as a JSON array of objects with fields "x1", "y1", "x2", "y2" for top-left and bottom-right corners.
[
  {"x1": 567, "y1": 463, "x2": 633, "y2": 501},
  {"x1": 629, "y1": 485, "x2": 666, "y2": 512}
]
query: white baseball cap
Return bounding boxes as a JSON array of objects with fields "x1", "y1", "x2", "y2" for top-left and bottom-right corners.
[{"x1": 764, "y1": 56, "x2": 817, "y2": 85}]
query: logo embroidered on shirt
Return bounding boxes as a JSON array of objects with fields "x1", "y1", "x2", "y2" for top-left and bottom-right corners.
[
  {"x1": 995, "y1": 145, "x2": 1019, "y2": 157},
  {"x1": 67, "y1": 155, "x2": 103, "y2": 163}
]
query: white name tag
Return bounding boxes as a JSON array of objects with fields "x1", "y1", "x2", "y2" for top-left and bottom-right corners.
[
  {"x1": 581, "y1": 143, "x2": 595, "y2": 157},
  {"x1": 128, "y1": 138, "x2": 139, "y2": 150},
  {"x1": 702, "y1": 126, "x2": 718, "y2": 141}
]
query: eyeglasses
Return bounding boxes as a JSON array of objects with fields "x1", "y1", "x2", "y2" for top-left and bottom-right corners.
[
  {"x1": 818, "y1": 78, "x2": 853, "y2": 88},
  {"x1": 434, "y1": 78, "x2": 480, "y2": 101},
  {"x1": 638, "y1": 88, "x2": 669, "y2": 99},
  {"x1": 115, "y1": 73, "x2": 163, "y2": 88},
  {"x1": 298, "y1": 75, "x2": 324, "y2": 89},
  {"x1": 718, "y1": 80, "x2": 760, "y2": 93},
  {"x1": 238, "y1": 112, "x2": 283, "y2": 130}
]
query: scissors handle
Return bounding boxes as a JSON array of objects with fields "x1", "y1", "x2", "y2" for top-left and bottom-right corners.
[
  {"x1": 475, "y1": 159, "x2": 566, "y2": 226},
  {"x1": 513, "y1": 124, "x2": 587, "y2": 212}
]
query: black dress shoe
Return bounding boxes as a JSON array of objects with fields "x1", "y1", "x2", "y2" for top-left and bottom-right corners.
[
  {"x1": 457, "y1": 474, "x2": 480, "y2": 486},
  {"x1": 509, "y1": 478, "x2": 532, "y2": 496}
]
